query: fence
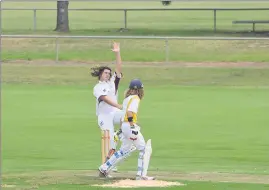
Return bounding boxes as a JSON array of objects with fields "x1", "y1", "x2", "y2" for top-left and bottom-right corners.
[
  {"x1": 2, "y1": 8, "x2": 269, "y2": 32},
  {"x1": 2, "y1": 34, "x2": 269, "y2": 63},
  {"x1": 2, "y1": 0, "x2": 268, "y2": 2}
]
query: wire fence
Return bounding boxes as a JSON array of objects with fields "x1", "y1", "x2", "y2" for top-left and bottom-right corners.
[
  {"x1": 2, "y1": 35, "x2": 269, "y2": 63},
  {"x1": 2, "y1": 8, "x2": 269, "y2": 32}
]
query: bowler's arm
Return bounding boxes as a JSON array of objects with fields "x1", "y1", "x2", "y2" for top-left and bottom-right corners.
[
  {"x1": 112, "y1": 42, "x2": 122, "y2": 76},
  {"x1": 112, "y1": 42, "x2": 122, "y2": 93},
  {"x1": 99, "y1": 95, "x2": 122, "y2": 110}
]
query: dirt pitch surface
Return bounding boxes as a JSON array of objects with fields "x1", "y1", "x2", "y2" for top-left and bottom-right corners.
[
  {"x1": 92, "y1": 179, "x2": 185, "y2": 188},
  {"x1": 3, "y1": 60, "x2": 269, "y2": 68},
  {"x1": 3, "y1": 170, "x2": 269, "y2": 189}
]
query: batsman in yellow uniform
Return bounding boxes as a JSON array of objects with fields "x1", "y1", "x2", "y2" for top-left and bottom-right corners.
[{"x1": 98, "y1": 79, "x2": 155, "y2": 180}]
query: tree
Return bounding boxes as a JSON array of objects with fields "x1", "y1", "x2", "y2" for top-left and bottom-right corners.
[{"x1": 54, "y1": 0, "x2": 69, "y2": 32}]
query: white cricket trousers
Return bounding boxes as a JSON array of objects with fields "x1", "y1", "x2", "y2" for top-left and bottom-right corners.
[
  {"x1": 120, "y1": 122, "x2": 147, "y2": 176},
  {"x1": 97, "y1": 110, "x2": 123, "y2": 150},
  {"x1": 120, "y1": 122, "x2": 146, "y2": 152}
]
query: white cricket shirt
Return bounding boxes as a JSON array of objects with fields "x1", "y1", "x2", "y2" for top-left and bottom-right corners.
[{"x1": 93, "y1": 72, "x2": 121, "y2": 116}]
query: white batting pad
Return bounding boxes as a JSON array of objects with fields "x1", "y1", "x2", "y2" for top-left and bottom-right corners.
[
  {"x1": 142, "y1": 139, "x2": 152, "y2": 177},
  {"x1": 107, "y1": 146, "x2": 137, "y2": 173}
]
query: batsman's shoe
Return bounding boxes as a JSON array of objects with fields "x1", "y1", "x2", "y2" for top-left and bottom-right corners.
[
  {"x1": 135, "y1": 175, "x2": 156, "y2": 180},
  {"x1": 98, "y1": 167, "x2": 112, "y2": 178}
]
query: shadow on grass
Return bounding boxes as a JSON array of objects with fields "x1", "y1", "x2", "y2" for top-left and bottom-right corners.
[{"x1": 3, "y1": 28, "x2": 269, "y2": 37}]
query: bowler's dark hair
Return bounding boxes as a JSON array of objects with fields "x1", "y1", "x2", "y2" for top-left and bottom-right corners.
[{"x1": 90, "y1": 66, "x2": 112, "y2": 80}]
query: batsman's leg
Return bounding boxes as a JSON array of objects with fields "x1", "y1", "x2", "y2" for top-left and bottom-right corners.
[
  {"x1": 105, "y1": 128, "x2": 122, "y2": 161},
  {"x1": 107, "y1": 145, "x2": 136, "y2": 173},
  {"x1": 109, "y1": 129, "x2": 123, "y2": 172},
  {"x1": 98, "y1": 150, "x2": 124, "y2": 177},
  {"x1": 99, "y1": 136, "x2": 133, "y2": 178},
  {"x1": 135, "y1": 134, "x2": 155, "y2": 180}
]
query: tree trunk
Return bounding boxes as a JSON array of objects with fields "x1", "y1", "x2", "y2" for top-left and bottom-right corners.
[{"x1": 54, "y1": 0, "x2": 69, "y2": 32}]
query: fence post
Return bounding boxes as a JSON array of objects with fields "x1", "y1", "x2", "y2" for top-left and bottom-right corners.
[
  {"x1": 214, "y1": 9, "x2": 216, "y2": 32},
  {"x1": 56, "y1": 37, "x2": 59, "y2": 63},
  {"x1": 33, "y1": 9, "x2": 37, "y2": 31},
  {"x1": 124, "y1": 9, "x2": 127, "y2": 29},
  {"x1": 165, "y1": 39, "x2": 169, "y2": 63}
]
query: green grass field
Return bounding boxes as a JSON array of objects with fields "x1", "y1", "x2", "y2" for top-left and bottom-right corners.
[
  {"x1": 2, "y1": 63, "x2": 269, "y2": 189},
  {"x1": 2, "y1": 38, "x2": 269, "y2": 62}
]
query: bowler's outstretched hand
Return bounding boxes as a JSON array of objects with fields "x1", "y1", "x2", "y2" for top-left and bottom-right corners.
[{"x1": 112, "y1": 42, "x2": 120, "y2": 53}]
